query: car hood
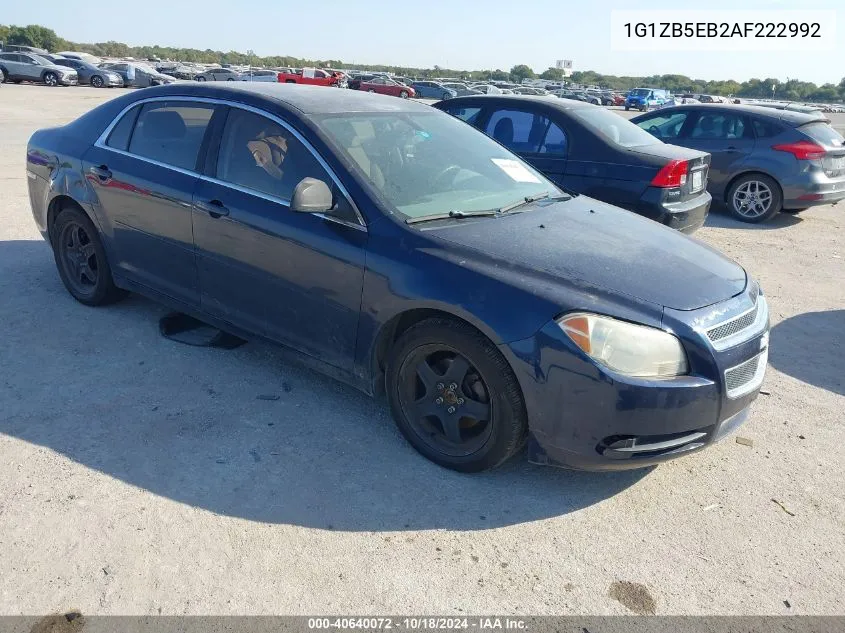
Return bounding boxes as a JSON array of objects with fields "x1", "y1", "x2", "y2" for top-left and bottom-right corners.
[{"x1": 427, "y1": 197, "x2": 746, "y2": 311}]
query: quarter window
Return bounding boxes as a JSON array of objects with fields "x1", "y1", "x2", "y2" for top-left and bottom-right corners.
[
  {"x1": 106, "y1": 105, "x2": 141, "y2": 151},
  {"x1": 443, "y1": 106, "x2": 482, "y2": 125},
  {"x1": 127, "y1": 101, "x2": 215, "y2": 170},
  {"x1": 541, "y1": 122, "x2": 568, "y2": 155}
]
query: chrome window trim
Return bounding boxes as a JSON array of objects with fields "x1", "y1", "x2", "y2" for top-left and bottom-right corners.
[
  {"x1": 705, "y1": 295, "x2": 769, "y2": 352},
  {"x1": 93, "y1": 95, "x2": 367, "y2": 231}
]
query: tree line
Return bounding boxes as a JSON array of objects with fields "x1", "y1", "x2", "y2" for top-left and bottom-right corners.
[{"x1": 2, "y1": 23, "x2": 843, "y2": 102}]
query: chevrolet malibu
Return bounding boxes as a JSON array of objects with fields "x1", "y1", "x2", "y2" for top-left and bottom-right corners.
[{"x1": 26, "y1": 84, "x2": 770, "y2": 472}]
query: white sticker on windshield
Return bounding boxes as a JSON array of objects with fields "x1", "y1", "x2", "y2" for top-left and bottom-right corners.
[{"x1": 491, "y1": 158, "x2": 542, "y2": 183}]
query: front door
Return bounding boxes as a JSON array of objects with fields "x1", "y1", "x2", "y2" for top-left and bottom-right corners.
[
  {"x1": 83, "y1": 99, "x2": 219, "y2": 306},
  {"x1": 192, "y1": 106, "x2": 366, "y2": 369}
]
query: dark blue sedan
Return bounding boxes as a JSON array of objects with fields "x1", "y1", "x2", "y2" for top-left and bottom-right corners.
[{"x1": 26, "y1": 84, "x2": 770, "y2": 472}]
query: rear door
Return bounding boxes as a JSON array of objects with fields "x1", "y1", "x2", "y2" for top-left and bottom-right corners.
[
  {"x1": 0, "y1": 54, "x2": 24, "y2": 79},
  {"x1": 83, "y1": 99, "x2": 220, "y2": 306},
  {"x1": 675, "y1": 109, "x2": 755, "y2": 191}
]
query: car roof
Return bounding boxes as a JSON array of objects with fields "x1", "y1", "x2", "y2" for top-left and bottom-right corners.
[
  {"x1": 140, "y1": 82, "x2": 434, "y2": 115},
  {"x1": 436, "y1": 94, "x2": 597, "y2": 111},
  {"x1": 645, "y1": 103, "x2": 825, "y2": 124}
]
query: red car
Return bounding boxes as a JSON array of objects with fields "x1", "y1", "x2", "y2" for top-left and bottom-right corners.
[
  {"x1": 277, "y1": 67, "x2": 347, "y2": 88},
  {"x1": 355, "y1": 76, "x2": 415, "y2": 98}
]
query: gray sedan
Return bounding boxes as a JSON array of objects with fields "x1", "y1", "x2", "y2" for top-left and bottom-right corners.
[
  {"x1": 194, "y1": 67, "x2": 243, "y2": 82},
  {"x1": 53, "y1": 58, "x2": 123, "y2": 88},
  {"x1": 99, "y1": 63, "x2": 175, "y2": 88},
  {"x1": 0, "y1": 52, "x2": 78, "y2": 86}
]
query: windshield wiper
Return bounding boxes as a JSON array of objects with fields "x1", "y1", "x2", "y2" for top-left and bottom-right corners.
[{"x1": 405, "y1": 209, "x2": 498, "y2": 225}]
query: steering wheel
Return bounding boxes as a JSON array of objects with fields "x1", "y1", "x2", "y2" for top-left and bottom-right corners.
[
  {"x1": 648, "y1": 125, "x2": 663, "y2": 139},
  {"x1": 432, "y1": 165, "x2": 462, "y2": 188}
]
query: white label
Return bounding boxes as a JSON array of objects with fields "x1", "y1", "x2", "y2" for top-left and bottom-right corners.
[
  {"x1": 691, "y1": 170, "x2": 703, "y2": 192},
  {"x1": 491, "y1": 159, "x2": 542, "y2": 183}
]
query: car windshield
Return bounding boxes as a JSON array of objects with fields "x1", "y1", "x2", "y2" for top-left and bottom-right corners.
[
  {"x1": 134, "y1": 63, "x2": 156, "y2": 74},
  {"x1": 630, "y1": 89, "x2": 650, "y2": 97},
  {"x1": 571, "y1": 107, "x2": 661, "y2": 148},
  {"x1": 315, "y1": 111, "x2": 560, "y2": 220},
  {"x1": 30, "y1": 54, "x2": 51, "y2": 65}
]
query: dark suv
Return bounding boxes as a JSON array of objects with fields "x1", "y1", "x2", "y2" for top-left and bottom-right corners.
[{"x1": 632, "y1": 104, "x2": 845, "y2": 222}]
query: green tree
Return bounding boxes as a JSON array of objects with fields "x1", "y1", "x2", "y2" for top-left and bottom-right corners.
[
  {"x1": 6, "y1": 24, "x2": 65, "y2": 51},
  {"x1": 539, "y1": 67, "x2": 563, "y2": 81},
  {"x1": 509, "y1": 64, "x2": 535, "y2": 83},
  {"x1": 0, "y1": 24, "x2": 10, "y2": 44},
  {"x1": 490, "y1": 69, "x2": 509, "y2": 81}
]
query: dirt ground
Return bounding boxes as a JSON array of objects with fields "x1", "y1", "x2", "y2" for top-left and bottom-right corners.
[{"x1": 0, "y1": 85, "x2": 843, "y2": 616}]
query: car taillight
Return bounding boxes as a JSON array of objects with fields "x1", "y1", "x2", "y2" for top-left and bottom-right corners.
[
  {"x1": 772, "y1": 140, "x2": 826, "y2": 160},
  {"x1": 651, "y1": 160, "x2": 688, "y2": 188}
]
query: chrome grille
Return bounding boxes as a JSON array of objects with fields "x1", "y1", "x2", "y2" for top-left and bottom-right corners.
[
  {"x1": 707, "y1": 302, "x2": 759, "y2": 342},
  {"x1": 725, "y1": 350, "x2": 768, "y2": 399}
]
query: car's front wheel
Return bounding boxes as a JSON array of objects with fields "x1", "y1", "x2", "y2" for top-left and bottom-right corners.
[
  {"x1": 727, "y1": 174, "x2": 782, "y2": 223},
  {"x1": 51, "y1": 207, "x2": 125, "y2": 306},
  {"x1": 91, "y1": 75, "x2": 104, "y2": 88},
  {"x1": 399, "y1": 90, "x2": 409, "y2": 98},
  {"x1": 385, "y1": 318, "x2": 527, "y2": 472},
  {"x1": 43, "y1": 72, "x2": 59, "y2": 87}
]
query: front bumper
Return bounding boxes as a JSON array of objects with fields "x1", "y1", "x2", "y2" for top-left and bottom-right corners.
[
  {"x1": 501, "y1": 283, "x2": 768, "y2": 471},
  {"x1": 58, "y1": 75, "x2": 78, "y2": 86}
]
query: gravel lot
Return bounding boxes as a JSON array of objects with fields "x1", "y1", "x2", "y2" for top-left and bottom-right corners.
[{"x1": 0, "y1": 85, "x2": 843, "y2": 616}]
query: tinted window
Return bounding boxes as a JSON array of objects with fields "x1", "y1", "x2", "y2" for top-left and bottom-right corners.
[
  {"x1": 128, "y1": 101, "x2": 215, "y2": 170},
  {"x1": 217, "y1": 108, "x2": 331, "y2": 203},
  {"x1": 752, "y1": 118, "x2": 784, "y2": 138},
  {"x1": 0, "y1": 53, "x2": 15, "y2": 61},
  {"x1": 443, "y1": 105, "x2": 482, "y2": 125},
  {"x1": 799, "y1": 122, "x2": 845, "y2": 147},
  {"x1": 571, "y1": 107, "x2": 659, "y2": 148},
  {"x1": 484, "y1": 109, "x2": 551, "y2": 153},
  {"x1": 106, "y1": 105, "x2": 141, "y2": 151},
  {"x1": 636, "y1": 111, "x2": 689, "y2": 140},
  {"x1": 541, "y1": 121, "x2": 568, "y2": 155},
  {"x1": 690, "y1": 112, "x2": 748, "y2": 139}
]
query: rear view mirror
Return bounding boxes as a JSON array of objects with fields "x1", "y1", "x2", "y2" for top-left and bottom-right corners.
[{"x1": 291, "y1": 177, "x2": 333, "y2": 213}]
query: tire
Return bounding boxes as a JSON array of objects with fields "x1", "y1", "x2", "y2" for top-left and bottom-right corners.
[
  {"x1": 726, "y1": 173, "x2": 782, "y2": 223},
  {"x1": 399, "y1": 90, "x2": 409, "y2": 99},
  {"x1": 442, "y1": 92, "x2": 451, "y2": 100},
  {"x1": 368, "y1": 88, "x2": 375, "y2": 92},
  {"x1": 0, "y1": 67, "x2": 7, "y2": 83},
  {"x1": 51, "y1": 207, "x2": 125, "y2": 306},
  {"x1": 195, "y1": 75, "x2": 206, "y2": 82},
  {"x1": 285, "y1": 79, "x2": 295, "y2": 83},
  {"x1": 91, "y1": 75, "x2": 105, "y2": 88},
  {"x1": 624, "y1": 106, "x2": 629, "y2": 111},
  {"x1": 226, "y1": 77, "x2": 235, "y2": 81},
  {"x1": 43, "y1": 72, "x2": 59, "y2": 87},
  {"x1": 385, "y1": 318, "x2": 528, "y2": 472}
]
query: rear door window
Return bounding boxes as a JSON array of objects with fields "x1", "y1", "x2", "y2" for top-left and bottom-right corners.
[
  {"x1": 128, "y1": 101, "x2": 216, "y2": 171},
  {"x1": 442, "y1": 105, "x2": 483, "y2": 126},
  {"x1": 484, "y1": 109, "x2": 550, "y2": 153},
  {"x1": 751, "y1": 119, "x2": 784, "y2": 138},
  {"x1": 689, "y1": 112, "x2": 750, "y2": 140}
]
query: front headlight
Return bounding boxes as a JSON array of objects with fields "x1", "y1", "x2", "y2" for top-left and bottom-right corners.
[{"x1": 558, "y1": 313, "x2": 688, "y2": 378}]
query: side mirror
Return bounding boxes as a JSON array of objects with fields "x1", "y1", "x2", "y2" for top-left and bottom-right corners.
[{"x1": 291, "y1": 177, "x2": 333, "y2": 213}]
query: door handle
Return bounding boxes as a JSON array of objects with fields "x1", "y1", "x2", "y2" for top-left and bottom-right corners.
[
  {"x1": 88, "y1": 165, "x2": 112, "y2": 180},
  {"x1": 195, "y1": 199, "x2": 230, "y2": 218}
]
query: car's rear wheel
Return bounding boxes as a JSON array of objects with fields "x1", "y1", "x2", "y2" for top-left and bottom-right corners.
[
  {"x1": 195, "y1": 76, "x2": 206, "y2": 81},
  {"x1": 43, "y1": 72, "x2": 58, "y2": 87},
  {"x1": 51, "y1": 207, "x2": 125, "y2": 306},
  {"x1": 91, "y1": 75, "x2": 104, "y2": 88},
  {"x1": 727, "y1": 174, "x2": 782, "y2": 223},
  {"x1": 385, "y1": 318, "x2": 527, "y2": 472},
  {"x1": 226, "y1": 77, "x2": 235, "y2": 81}
]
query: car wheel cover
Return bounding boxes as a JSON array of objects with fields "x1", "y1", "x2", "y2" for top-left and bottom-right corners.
[
  {"x1": 92, "y1": 76, "x2": 103, "y2": 87},
  {"x1": 58, "y1": 221, "x2": 100, "y2": 296},
  {"x1": 733, "y1": 180, "x2": 774, "y2": 218},
  {"x1": 45, "y1": 73, "x2": 57, "y2": 86},
  {"x1": 397, "y1": 344, "x2": 493, "y2": 457}
]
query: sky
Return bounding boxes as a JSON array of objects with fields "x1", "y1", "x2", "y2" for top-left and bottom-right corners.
[{"x1": 4, "y1": 0, "x2": 843, "y2": 84}]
